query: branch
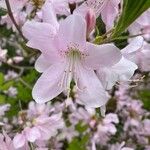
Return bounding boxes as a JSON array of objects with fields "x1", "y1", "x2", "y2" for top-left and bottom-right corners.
[{"x1": 5, "y1": 0, "x2": 27, "y2": 42}]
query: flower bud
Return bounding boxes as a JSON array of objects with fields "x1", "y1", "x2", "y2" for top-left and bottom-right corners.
[{"x1": 85, "y1": 8, "x2": 96, "y2": 36}]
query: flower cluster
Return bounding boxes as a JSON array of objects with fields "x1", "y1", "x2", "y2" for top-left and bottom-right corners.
[{"x1": 0, "y1": 0, "x2": 150, "y2": 149}]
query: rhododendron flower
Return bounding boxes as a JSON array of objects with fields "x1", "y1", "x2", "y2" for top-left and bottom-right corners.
[
  {"x1": 13, "y1": 113, "x2": 63, "y2": 148},
  {"x1": 23, "y1": 14, "x2": 122, "y2": 107}
]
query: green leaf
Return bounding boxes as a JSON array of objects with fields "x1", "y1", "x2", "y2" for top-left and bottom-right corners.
[
  {"x1": 75, "y1": 121, "x2": 88, "y2": 133},
  {"x1": 138, "y1": 89, "x2": 150, "y2": 111},
  {"x1": 67, "y1": 134, "x2": 89, "y2": 150},
  {"x1": 0, "y1": 73, "x2": 4, "y2": 85},
  {"x1": 113, "y1": 0, "x2": 150, "y2": 37},
  {"x1": 0, "y1": 8, "x2": 7, "y2": 16},
  {"x1": 16, "y1": 82, "x2": 32, "y2": 102},
  {"x1": 0, "y1": 95, "x2": 6, "y2": 104},
  {"x1": 0, "y1": 81, "x2": 14, "y2": 91}
]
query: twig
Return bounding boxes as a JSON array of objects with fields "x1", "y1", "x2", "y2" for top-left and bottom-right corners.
[
  {"x1": 5, "y1": 0, "x2": 27, "y2": 42},
  {"x1": 19, "y1": 78, "x2": 32, "y2": 89},
  {"x1": 3, "y1": 60, "x2": 34, "y2": 70}
]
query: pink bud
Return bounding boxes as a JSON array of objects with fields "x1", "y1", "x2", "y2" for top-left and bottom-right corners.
[{"x1": 85, "y1": 8, "x2": 96, "y2": 36}]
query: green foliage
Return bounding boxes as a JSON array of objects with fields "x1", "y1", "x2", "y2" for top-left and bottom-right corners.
[
  {"x1": 0, "y1": 73, "x2": 4, "y2": 85},
  {"x1": 113, "y1": 0, "x2": 150, "y2": 37},
  {"x1": 67, "y1": 134, "x2": 90, "y2": 150},
  {"x1": 138, "y1": 89, "x2": 150, "y2": 111},
  {"x1": 0, "y1": 25, "x2": 13, "y2": 37},
  {"x1": 0, "y1": 8, "x2": 7, "y2": 16},
  {"x1": 75, "y1": 121, "x2": 88, "y2": 133},
  {"x1": 0, "y1": 70, "x2": 38, "y2": 116}
]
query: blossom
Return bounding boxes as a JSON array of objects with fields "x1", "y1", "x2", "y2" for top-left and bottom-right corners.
[
  {"x1": 0, "y1": 0, "x2": 27, "y2": 29},
  {"x1": 13, "y1": 102, "x2": 64, "y2": 149},
  {"x1": 0, "y1": 131, "x2": 15, "y2": 150},
  {"x1": 92, "y1": 113, "x2": 119, "y2": 146},
  {"x1": 0, "y1": 48, "x2": 7, "y2": 65},
  {"x1": 23, "y1": 14, "x2": 122, "y2": 107},
  {"x1": 0, "y1": 104, "x2": 10, "y2": 117}
]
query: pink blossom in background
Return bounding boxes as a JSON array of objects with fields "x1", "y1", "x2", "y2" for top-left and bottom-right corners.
[
  {"x1": 0, "y1": 131, "x2": 15, "y2": 150},
  {"x1": 13, "y1": 102, "x2": 64, "y2": 149},
  {"x1": 129, "y1": 9, "x2": 150, "y2": 40},
  {"x1": 0, "y1": 48, "x2": 7, "y2": 64}
]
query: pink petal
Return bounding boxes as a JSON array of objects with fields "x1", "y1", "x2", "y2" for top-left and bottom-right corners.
[
  {"x1": 22, "y1": 21, "x2": 60, "y2": 58},
  {"x1": 35, "y1": 54, "x2": 52, "y2": 73},
  {"x1": 97, "y1": 57, "x2": 138, "y2": 90},
  {"x1": 58, "y1": 14, "x2": 87, "y2": 50},
  {"x1": 75, "y1": 64, "x2": 109, "y2": 108},
  {"x1": 13, "y1": 133, "x2": 26, "y2": 149},
  {"x1": 101, "y1": 0, "x2": 120, "y2": 30},
  {"x1": 121, "y1": 36, "x2": 144, "y2": 54},
  {"x1": 84, "y1": 42, "x2": 122, "y2": 69},
  {"x1": 22, "y1": 21, "x2": 56, "y2": 41},
  {"x1": 32, "y1": 63, "x2": 66, "y2": 103},
  {"x1": 25, "y1": 127, "x2": 41, "y2": 142},
  {"x1": 42, "y1": 1, "x2": 59, "y2": 30}
]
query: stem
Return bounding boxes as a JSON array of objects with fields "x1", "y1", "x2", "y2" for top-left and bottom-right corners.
[
  {"x1": 19, "y1": 78, "x2": 32, "y2": 89},
  {"x1": 3, "y1": 61, "x2": 34, "y2": 70},
  {"x1": 29, "y1": 142, "x2": 34, "y2": 150},
  {"x1": 111, "y1": 33, "x2": 146, "y2": 41},
  {"x1": 5, "y1": 0, "x2": 27, "y2": 42},
  {"x1": 101, "y1": 29, "x2": 114, "y2": 38},
  {"x1": 96, "y1": 32, "x2": 147, "y2": 44}
]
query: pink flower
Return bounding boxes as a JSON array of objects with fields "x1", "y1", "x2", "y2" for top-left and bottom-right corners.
[
  {"x1": 23, "y1": 14, "x2": 122, "y2": 107},
  {"x1": 0, "y1": 131, "x2": 15, "y2": 150},
  {"x1": 103, "y1": 113, "x2": 119, "y2": 124},
  {"x1": 0, "y1": 104, "x2": 10, "y2": 117},
  {"x1": 0, "y1": 48, "x2": 7, "y2": 63},
  {"x1": 13, "y1": 113, "x2": 64, "y2": 148}
]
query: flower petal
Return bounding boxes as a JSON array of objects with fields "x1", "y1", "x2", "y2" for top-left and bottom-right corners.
[
  {"x1": 58, "y1": 14, "x2": 87, "y2": 50},
  {"x1": 32, "y1": 63, "x2": 66, "y2": 103},
  {"x1": 101, "y1": 0, "x2": 119, "y2": 30},
  {"x1": 75, "y1": 64, "x2": 109, "y2": 108},
  {"x1": 121, "y1": 36, "x2": 144, "y2": 54},
  {"x1": 35, "y1": 54, "x2": 52, "y2": 73},
  {"x1": 42, "y1": 1, "x2": 59, "y2": 29},
  {"x1": 22, "y1": 21, "x2": 56, "y2": 41},
  {"x1": 13, "y1": 133, "x2": 26, "y2": 149},
  {"x1": 97, "y1": 57, "x2": 138, "y2": 90},
  {"x1": 25, "y1": 127, "x2": 41, "y2": 142},
  {"x1": 22, "y1": 21, "x2": 60, "y2": 58},
  {"x1": 84, "y1": 42, "x2": 122, "y2": 69}
]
